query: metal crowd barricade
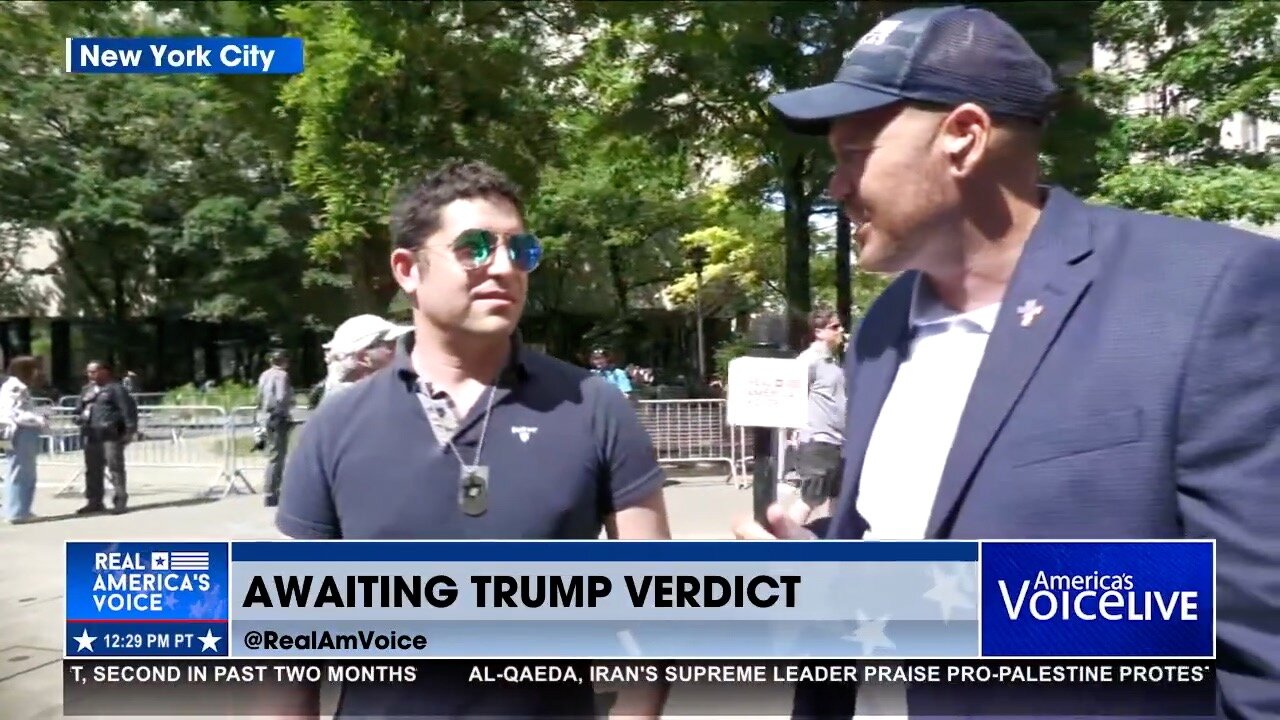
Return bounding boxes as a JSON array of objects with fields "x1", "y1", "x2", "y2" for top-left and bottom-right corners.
[
  {"x1": 60, "y1": 392, "x2": 179, "y2": 407},
  {"x1": 634, "y1": 398, "x2": 741, "y2": 483},
  {"x1": 225, "y1": 405, "x2": 312, "y2": 497},
  {"x1": 43, "y1": 405, "x2": 246, "y2": 499},
  {"x1": 733, "y1": 424, "x2": 752, "y2": 487}
]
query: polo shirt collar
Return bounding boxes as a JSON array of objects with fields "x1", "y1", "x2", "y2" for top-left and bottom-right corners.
[
  {"x1": 907, "y1": 274, "x2": 1001, "y2": 335},
  {"x1": 392, "y1": 329, "x2": 530, "y2": 390}
]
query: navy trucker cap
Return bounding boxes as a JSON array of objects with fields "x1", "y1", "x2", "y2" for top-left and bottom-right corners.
[{"x1": 769, "y1": 5, "x2": 1059, "y2": 135}]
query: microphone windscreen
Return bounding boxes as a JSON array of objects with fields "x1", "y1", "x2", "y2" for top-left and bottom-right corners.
[{"x1": 748, "y1": 314, "x2": 788, "y2": 348}]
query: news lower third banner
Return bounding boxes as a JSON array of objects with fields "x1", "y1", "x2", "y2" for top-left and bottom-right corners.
[
  {"x1": 63, "y1": 540, "x2": 1214, "y2": 660},
  {"x1": 66, "y1": 542, "x2": 230, "y2": 658},
  {"x1": 65, "y1": 37, "x2": 304, "y2": 74}
]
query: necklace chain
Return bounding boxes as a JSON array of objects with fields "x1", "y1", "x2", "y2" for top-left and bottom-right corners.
[{"x1": 442, "y1": 382, "x2": 498, "y2": 471}]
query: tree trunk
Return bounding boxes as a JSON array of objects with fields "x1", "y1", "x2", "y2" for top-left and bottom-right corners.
[
  {"x1": 109, "y1": 240, "x2": 128, "y2": 370},
  {"x1": 606, "y1": 246, "x2": 630, "y2": 315},
  {"x1": 836, "y1": 209, "x2": 852, "y2": 328},
  {"x1": 347, "y1": 226, "x2": 398, "y2": 314},
  {"x1": 782, "y1": 156, "x2": 812, "y2": 351}
]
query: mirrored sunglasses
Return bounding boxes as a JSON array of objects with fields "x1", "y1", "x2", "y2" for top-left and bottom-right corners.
[{"x1": 451, "y1": 229, "x2": 542, "y2": 272}]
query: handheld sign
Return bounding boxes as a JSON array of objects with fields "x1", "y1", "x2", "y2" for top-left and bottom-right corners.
[
  {"x1": 727, "y1": 355, "x2": 808, "y2": 525},
  {"x1": 725, "y1": 357, "x2": 808, "y2": 430}
]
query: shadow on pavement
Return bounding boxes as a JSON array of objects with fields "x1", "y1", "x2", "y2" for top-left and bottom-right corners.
[{"x1": 19, "y1": 496, "x2": 218, "y2": 525}]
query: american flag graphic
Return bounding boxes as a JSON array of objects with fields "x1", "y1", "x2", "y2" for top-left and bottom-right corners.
[{"x1": 151, "y1": 551, "x2": 210, "y2": 571}]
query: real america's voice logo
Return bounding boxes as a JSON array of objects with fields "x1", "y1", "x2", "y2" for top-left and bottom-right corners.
[{"x1": 979, "y1": 542, "x2": 1214, "y2": 658}]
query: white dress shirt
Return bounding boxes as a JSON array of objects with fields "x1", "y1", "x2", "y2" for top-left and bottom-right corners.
[{"x1": 853, "y1": 277, "x2": 1000, "y2": 719}]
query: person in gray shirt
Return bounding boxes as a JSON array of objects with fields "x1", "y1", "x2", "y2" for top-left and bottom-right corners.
[
  {"x1": 787, "y1": 305, "x2": 848, "y2": 524},
  {"x1": 255, "y1": 350, "x2": 293, "y2": 507}
]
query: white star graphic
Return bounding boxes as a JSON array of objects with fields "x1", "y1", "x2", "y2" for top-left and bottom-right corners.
[
  {"x1": 924, "y1": 564, "x2": 976, "y2": 624},
  {"x1": 74, "y1": 629, "x2": 97, "y2": 652},
  {"x1": 198, "y1": 629, "x2": 221, "y2": 652},
  {"x1": 841, "y1": 610, "x2": 895, "y2": 656}
]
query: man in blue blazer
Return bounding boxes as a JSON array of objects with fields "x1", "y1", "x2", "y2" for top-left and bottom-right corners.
[{"x1": 736, "y1": 5, "x2": 1280, "y2": 719}]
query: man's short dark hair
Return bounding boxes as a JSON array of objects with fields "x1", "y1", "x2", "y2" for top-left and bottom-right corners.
[
  {"x1": 809, "y1": 305, "x2": 839, "y2": 332},
  {"x1": 390, "y1": 160, "x2": 524, "y2": 251}
]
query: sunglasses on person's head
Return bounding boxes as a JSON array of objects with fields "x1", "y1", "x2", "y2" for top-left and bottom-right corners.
[{"x1": 448, "y1": 228, "x2": 543, "y2": 273}]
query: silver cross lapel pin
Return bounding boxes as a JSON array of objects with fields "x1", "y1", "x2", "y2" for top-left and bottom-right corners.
[{"x1": 1017, "y1": 299, "x2": 1044, "y2": 328}]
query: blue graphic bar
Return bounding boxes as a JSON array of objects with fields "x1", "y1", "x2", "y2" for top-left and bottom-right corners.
[
  {"x1": 231, "y1": 540, "x2": 979, "y2": 563},
  {"x1": 980, "y1": 541, "x2": 1215, "y2": 658},
  {"x1": 65, "y1": 540, "x2": 1215, "y2": 659},
  {"x1": 65, "y1": 542, "x2": 230, "y2": 658},
  {"x1": 65, "y1": 37, "x2": 304, "y2": 74},
  {"x1": 66, "y1": 621, "x2": 229, "y2": 658}
]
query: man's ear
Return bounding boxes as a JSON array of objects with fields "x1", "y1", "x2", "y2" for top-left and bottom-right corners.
[
  {"x1": 390, "y1": 248, "x2": 421, "y2": 294},
  {"x1": 940, "y1": 103, "x2": 992, "y2": 178}
]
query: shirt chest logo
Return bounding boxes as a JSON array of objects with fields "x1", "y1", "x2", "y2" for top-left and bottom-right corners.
[{"x1": 511, "y1": 426, "x2": 538, "y2": 443}]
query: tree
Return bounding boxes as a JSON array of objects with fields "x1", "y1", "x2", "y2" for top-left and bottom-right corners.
[
  {"x1": 580, "y1": 1, "x2": 1104, "y2": 346},
  {"x1": 0, "y1": 225, "x2": 55, "y2": 314},
  {"x1": 663, "y1": 189, "x2": 786, "y2": 316},
  {"x1": 526, "y1": 119, "x2": 700, "y2": 319},
  {"x1": 579, "y1": 0, "x2": 881, "y2": 346},
  {"x1": 273, "y1": 1, "x2": 569, "y2": 313},
  {"x1": 0, "y1": 2, "x2": 314, "y2": 358},
  {"x1": 526, "y1": 20, "x2": 710, "y2": 316},
  {"x1": 1085, "y1": 0, "x2": 1280, "y2": 224}
]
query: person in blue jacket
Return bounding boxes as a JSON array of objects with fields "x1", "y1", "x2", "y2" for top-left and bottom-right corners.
[{"x1": 589, "y1": 348, "x2": 633, "y2": 397}]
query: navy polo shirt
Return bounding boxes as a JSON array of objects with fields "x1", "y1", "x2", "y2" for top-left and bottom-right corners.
[{"x1": 275, "y1": 333, "x2": 665, "y2": 718}]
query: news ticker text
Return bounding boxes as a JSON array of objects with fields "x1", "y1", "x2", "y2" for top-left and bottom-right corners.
[
  {"x1": 66, "y1": 540, "x2": 1215, "y2": 659},
  {"x1": 63, "y1": 660, "x2": 1218, "y2": 717}
]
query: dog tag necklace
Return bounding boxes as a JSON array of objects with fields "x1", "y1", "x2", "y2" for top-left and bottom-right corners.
[{"x1": 445, "y1": 384, "x2": 498, "y2": 517}]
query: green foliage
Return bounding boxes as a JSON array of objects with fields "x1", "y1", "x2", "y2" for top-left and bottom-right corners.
[
  {"x1": 523, "y1": 21, "x2": 715, "y2": 319},
  {"x1": 712, "y1": 335, "x2": 756, "y2": 383},
  {"x1": 1095, "y1": 162, "x2": 1280, "y2": 224},
  {"x1": 274, "y1": 1, "x2": 567, "y2": 310},
  {"x1": 579, "y1": 1, "x2": 876, "y2": 338},
  {"x1": 1085, "y1": 0, "x2": 1280, "y2": 223},
  {"x1": 161, "y1": 381, "x2": 259, "y2": 409},
  {"x1": 664, "y1": 189, "x2": 786, "y2": 315},
  {"x1": 1, "y1": 0, "x2": 1274, "y2": 379},
  {"x1": 0, "y1": 2, "x2": 315, "y2": 336}
]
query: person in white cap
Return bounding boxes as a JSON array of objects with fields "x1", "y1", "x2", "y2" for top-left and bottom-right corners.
[{"x1": 310, "y1": 314, "x2": 412, "y2": 408}]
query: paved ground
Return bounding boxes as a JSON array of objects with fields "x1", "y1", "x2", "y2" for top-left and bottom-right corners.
[{"x1": 0, "y1": 466, "x2": 790, "y2": 719}]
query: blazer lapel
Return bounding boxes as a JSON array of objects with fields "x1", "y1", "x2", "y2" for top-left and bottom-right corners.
[
  {"x1": 827, "y1": 273, "x2": 915, "y2": 539},
  {"x1": 924, "y1": 188, "x2": 1098, "y2": 538}
]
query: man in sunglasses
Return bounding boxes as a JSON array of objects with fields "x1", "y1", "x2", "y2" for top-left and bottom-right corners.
[
  {"x1": 276, "y1": 160, "x2": 671, "y2": 719},
  {"x1": 784, "y1": 305, "x2": 848, "y2": 526}
]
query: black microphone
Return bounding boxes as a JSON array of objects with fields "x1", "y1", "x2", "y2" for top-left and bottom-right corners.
[
  {"x1": 744, "y1": 314, "x2": 792, "y2": 526},
  {"x1": 748, "y1": 313, "x2": 789, "y2": 349}
]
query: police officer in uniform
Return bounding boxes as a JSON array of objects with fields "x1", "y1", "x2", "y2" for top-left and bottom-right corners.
[{"x1": 73, "y1": 360, "x2": 137, "y2": 515}]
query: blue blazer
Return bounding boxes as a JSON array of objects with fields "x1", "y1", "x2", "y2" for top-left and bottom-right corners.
[{"x1": 797, "y1": 188, "x2": 1280, "y2": 720}]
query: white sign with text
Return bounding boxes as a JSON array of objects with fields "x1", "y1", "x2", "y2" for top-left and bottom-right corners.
[{"x1": 726, "y1": 357, "x2": 809, "y2": 428}]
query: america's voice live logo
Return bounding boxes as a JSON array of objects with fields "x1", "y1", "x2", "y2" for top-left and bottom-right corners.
[{"x1": 979, "y1": 541, "x2": 1214, "y2": 658}]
